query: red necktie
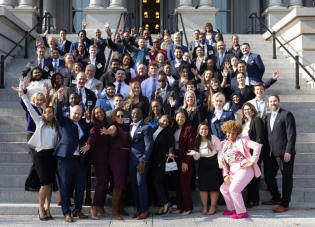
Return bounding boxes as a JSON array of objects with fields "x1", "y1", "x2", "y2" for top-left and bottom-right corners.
[{"x1": 38, "y1": 59, "x2": 42, "y2": 69}]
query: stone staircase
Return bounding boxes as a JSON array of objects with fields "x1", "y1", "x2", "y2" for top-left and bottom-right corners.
[{"x1": 0, "y1": 34, "x2": 315, "y2": 214}]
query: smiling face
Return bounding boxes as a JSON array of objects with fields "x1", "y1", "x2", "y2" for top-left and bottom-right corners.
[
  {"x1": 194, "y1": 31, "x2": 200, "y2": 40},
  {"x1": 186, "y1": 92, "x2": 195, "y2": 106},
  {"x1": 196, "y1": 47, "x2": 204, "y2": 57},
  {"x1": 94, "y1": 29, "x2": 101, "y2": 39},
  {"x1": 243, "y1": 105, "x2": 253, "y2": 119},
  {"x1": 180, "y1": 68, "x2": 189, "y2": 80},
  {"x1": 159, "y1": 116, "x2": 169, "y2": 129},
  {"x1": 174, "y1": 34, "x2": 181, "y2": 44},
  {"x1": 149, "y1": 65, "x2": 159, "y2": 77},
  {"x1": 122, "y1": 55, "x2": 130, "y2": 66},
  {"x1": 183, "y1": 52, "x2": 190, "y2": 62},
  {"x1": 43, "y1": 107, "x2": 54, "y2": 122},
  {"x1": 153, "y1": 39, "x2": 161, "y2": 49},
  {"x1": 213, "y1": 96, "x2": 223, "y2": 110},
  {"x1": 85, "y1": 66, "x2": 95, "y2": 80},
  {"x1": 156, "y1": 53, "x2": 165, "y2": 64},
  {"x1": 138, "y1": 38, "x2": 146, "y2": 49},
  {"x1": 65, "y1": 54, "x2": 74, "y2": 63},
  {"x1": 115, "y1": 110, "x2": 125, "y2": 124},
  {"x1": 206, "y1": 59, "x2": 214, "y2": 70},
  {"x1": 233, "y1": 94, "x2": 240, "y2": 104},
  {"x1": 69, "y1": 93, "x2": 80, "y2": 107},
  {"x1": 158, "y1": 74, "x2": 167, "y2": 88},
  {"x1": 48, "y1": 37, "x2": 56, "y2": 48},
  {"x1": 94, "y1": 107, "x2": 105, "y2": 122},
  {"x1": 238, "y1": 63, "x2": 247, "y2": 74},
  {"x1": 34, "y1": 97, "x2": 44, "y2": 108},
  {"x1": 131, "y1": 108, "x2": 142, "y2": 123},
  {"x1": 52, "y1": 50, "x2": 60, "y2": 59},
  {"x1": 174, "y1": 49, "x2": 183, "y2": 60},
  {"x1": 211, "y1": 80, "x2": 219, "y2": 90},
  {"x1": 137, "y1": 64, "x2": 147, "y2": 76},
  {"x1": 217, "y1": 41, "x2": 226, "y2": 53},
  {"x1": 36, "y1": 47, "x2": 45, "y2": 59},
  {"x1": 74, "y1": 64, "x2": 82, "y2": 74},
  {"x1": 269, "y1": 96, "x2": 280, "y2": 111},
  {"x1": 151, "y1": 101, "x2": 162, "y2": 116},
  {"x1": 60, "y1": 30, "x2": 66, "y2": 40},
  {"x1": 79, "y1": 31, "x2": 86, "y2": 41},
  {"x1": 89, "y1": 47, "x2": 98, "y2": 58},
  {"x1": 199, "y1": 34, "x2": 206, "y2": 45},
  {"x1": 114, "y1": 96, "x2": 124, "y2": 109},
  {"x1": 176, "y1": 112, "x2": 186, "y2": 127},
  {"x1": 70, "y1": 105, "x2": 83, "y2": 123},
  {"x1": 254, "y1": 86, "x2": 265, "y2": 99},
  {"x1": 204, "y1": 71, "x2": 213, "y2": 82},
  {"x1": 241, "y1": 44, "x2": 250, "y2": 55},
  {"x1": 164, "y1": 64, "x2": 171, "y2": 75},
  {"x1": 226, "y1": 131, "x2": 237, "y2": 142},
  {"x1": 133, "y1": 83, "x2": 141, "y2": 96},
  {"x1": 237, "y1": 73, "x2": 245, "y2": 85},
  {"x1": 199, "y1": 125, "x2": 209, "y2": 137},
  {"x1": 231, "y1": 57, "x2": 238, "y2": 67},
  {"x1": 55, "y1": 75, "x2": 64, "y2": 87},
  {"x1": 115, "y1": 70, "x2": 126, "y2": 83},
  {"x1": 76, "y1": 73, "x2": 87, "y2": 89},
  {"x1": 78, "y1": 43, "x2": 85, "y2": 53},
  {"x1": 106, "y1": 86, "x2": 116, "y2": 98},
  {"x1": 232, "y1": 36, "x2": 239, "y2": 46},
  {"x1": 32, "y1": 69, "x2": 43, "y2": 81}
]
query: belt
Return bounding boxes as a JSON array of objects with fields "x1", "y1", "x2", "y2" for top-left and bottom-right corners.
[
  {"x1": 120, "y1": 147, "x2": 130, "y2": 150},
  {"x1": 71, "y1": 155, "x2": 80, "y2": 159}
]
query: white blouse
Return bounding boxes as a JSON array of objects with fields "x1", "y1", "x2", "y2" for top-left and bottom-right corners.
[
  {"x1": 174, "y1": 129, "x2": 181, "y2": 150},
  {"x1": 35, "y1": 124, "x2": 59, "y2": 152},
  {"x1": 193, "y1": 135, "x2": 222, "y2": 160},
  {"x1": 241, "y1": 121, "x2": 251, "y2": 138},
  {"x1": 153, "y1": 126, "x2": 164, "y2": 141}
]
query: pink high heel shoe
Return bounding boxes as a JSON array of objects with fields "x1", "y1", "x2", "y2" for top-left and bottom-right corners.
[
  {"x1": 231, "y1": 212, "x2": 249, "y2": 219},
  {"x1": 223, "y1": 210, "x2": 236, "y2": 215}
]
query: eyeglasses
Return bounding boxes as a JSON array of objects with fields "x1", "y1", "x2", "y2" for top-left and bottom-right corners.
[
  {"x1": 117, "y1": 115, "x2": 125, "y2": 118},
  {"x1": 158, "y1": 80, "x2": 165, "y2": 82},
  {"x1": 153, "y1": 42, "x2": 160, "y2": 44}
]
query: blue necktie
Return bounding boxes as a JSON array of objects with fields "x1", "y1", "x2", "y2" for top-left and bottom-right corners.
[{"x1": 117, "y1": 83, "x2": 121, "y2": 94}]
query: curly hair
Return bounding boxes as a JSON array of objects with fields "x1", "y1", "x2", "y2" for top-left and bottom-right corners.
[
  {"x1": 118, "y1": 53, "x2": 135, "y2": 68},
  {"x1": 241, "y1": 102, "x2": 259, "y2": 124},
  {"x1": 221, "y1": 120, "x2": 243, "y2": 136}
]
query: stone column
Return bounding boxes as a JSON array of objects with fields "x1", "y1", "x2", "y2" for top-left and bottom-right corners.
[
  {"x1": 0, "y1": 0, "x2": 14, "y2": 8},
  {"x1": 42, "y1": 0, "x2": 57, "y2": 33},
  {"x1": 18, "y1": 0, "x2": 33, "y2": 7},
  {"x1": 262, "y1": 0, "x2": 291, "y2": 29},
  {"x1": 178, "y1": 0, "x2": 193, "y2": 8},
  {"x1": 102, "y1": 0, "x2": 110, "y2": 8},
  {"x1": 289, "y1": 0, "x2": 303, "y2": 8},
  {"x1": 108, "y1": 0, "x2": 124, "y2": 8},
  {"x1": 199, "y1": 0, "x2": 214, "y2": 8},
  {"x1": 89, "y1": 0, "x2": 103, "y2": 8},
  {"x1": 268, "y1": 0, "x2": 284, "y2": 7}
]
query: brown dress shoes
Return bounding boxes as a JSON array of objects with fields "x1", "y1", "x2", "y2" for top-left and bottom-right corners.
[
  {"x1": 132, "y1": 212, "x2": 142, "y2": 218},
  {"x1": 137, "y1": 210, "x2": 151, "y2": 220},
  {"x1": 262, "y1": 199, "x2": 281, "y2": 205},
  {"x1": 73, "y1": 212, "x2": 88, "y2": 219},
  {"x1": 65, "y1": 215, "x2": 73, "y2": 222},
  {"x1": 272, "y1": 206, "x2": 289, "y2": 213}
]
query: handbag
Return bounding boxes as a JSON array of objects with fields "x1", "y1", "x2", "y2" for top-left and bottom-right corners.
[{"x1": 165, "y1": 157, "x2": 178, "y2": 172}]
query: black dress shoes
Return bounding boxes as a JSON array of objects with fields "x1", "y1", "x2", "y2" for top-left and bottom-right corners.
[
  {"x1": 25, "y1": 186, "x2": 39, "y2": 192},
  {"x1": 245, "y1": 201, "x2": 259, "y2": 208}
]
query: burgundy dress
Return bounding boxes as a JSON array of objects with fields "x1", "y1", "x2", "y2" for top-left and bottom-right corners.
[
  {"x1": 109, "y1": 123, "x2": 131, "y2": 190},
  {"x1": 87, "y1": 122, "x2": 111, "y2": 206}
]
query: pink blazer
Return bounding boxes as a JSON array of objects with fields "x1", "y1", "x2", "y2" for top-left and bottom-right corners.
[{"x1": 220, "y1": 136, "x2": 262, "y2": 178}]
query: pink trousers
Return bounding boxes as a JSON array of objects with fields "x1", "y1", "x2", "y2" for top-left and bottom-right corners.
[{"x1": 220, "y1": 160, "x2": 254, "y2": 214}]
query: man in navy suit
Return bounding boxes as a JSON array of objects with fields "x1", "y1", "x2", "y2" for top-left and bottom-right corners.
[
  {"x1": 48, "y1": 48, "x2": 64, "y2": 72},
  {"x1": 211, "y1": 41, "x2": 233, "y2": 70},
  {"x1": 54, "y1": 89, "x2": 90, "y2": 222},
  {"x1": 170, "y1": 46, "x2": 193, "y2": 80},
  {"x1": 167, "y1": 32, "x2": 189, "y2": 61},
  {"x1": 62, "y1": 92, "x2": 85, "y2": 117},
  {"x1": 69, "y1": 30, "x2": 92, "y2": 53},
  {"x1": 230, "y1": 60, "x2": 278, "y2": 90},
  {"x1": 241, "y1": 43, "x2": 265, "y2": 81},
  {"x1": 129, "y1": 108, "x2": 154, "y2": 220}
]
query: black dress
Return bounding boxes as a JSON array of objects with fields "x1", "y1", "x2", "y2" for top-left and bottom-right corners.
[{"x1": 233, "y1": 85, "x2": 255, "y2": 102}]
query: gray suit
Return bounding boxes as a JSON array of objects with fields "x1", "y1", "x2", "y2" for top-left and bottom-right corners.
[
  {"x1": 122, "y1": 37, "x2": 151, "y2": 66},
  {"x1": 107, "y1": 38, "x2": 129, "y2": 59},
  {"x1": 20, "y1": 58, "x2": 53, "y2": 79},
  {"x1": 106, "y1": 109, "x2": 131, "y2": 125},
  {"x1": 156, "y1": 86, "x2": 180, "y2": 115},
  {"x1": 188, "y1": 40, "x2": 198, "y2": 56}
]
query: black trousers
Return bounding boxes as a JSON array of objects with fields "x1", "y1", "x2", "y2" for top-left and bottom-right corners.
[
  {"x1": 246, "y1": 162, "x2": 261, "y2": 202},
  {"x1": 151, "y1": 166, "x2": 169, "y2": 207},
  {"x1": 24, "y1": 132, "x2": 41, "y2": 189},
  {"x1": 264, "y1": 153, "x2": 295, "y2": 208}
]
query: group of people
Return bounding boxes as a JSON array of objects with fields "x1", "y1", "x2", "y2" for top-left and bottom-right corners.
[{"x1": 16, "y1": 20, "x2": 297, "y2": 222}]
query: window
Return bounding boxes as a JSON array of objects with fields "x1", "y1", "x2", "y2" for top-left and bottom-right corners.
[
  {"x1": 72, "y1": 0, "x2": 89, "y2": 33},
  {"x1": 213, "y1": 0, "x2": 231, "y2": 33}
]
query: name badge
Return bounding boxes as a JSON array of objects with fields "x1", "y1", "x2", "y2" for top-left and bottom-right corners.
[
  {"x1": 250, "y1": 80, "x2": 256, "y2": 86},
  {"x1": 212, "y1": 117, "x2": 218, "y2": 123},
  {"x1": 44, "y1": 66, "x2": 49, "y2": 72},
  {"x1": 175, "y1": 63, "x2": 180, "y2": 68},
  {"x1": 208, "y1": 50, "x2": 214, "y2": 55},
  {"x1": 148, "y1": 45, "x2": 153, "y2": 49},
  {"x1": 49, "y1": 90, "x2": 54, "y2": 95},
  {"x1": 124, "y1": 118, "x2": 130, "y2": 123},
  {"x1": 72, "y1": 80, "x2": 77, "y2": 84},
  {"x1": 145, "y1": 55, "x2": 150, "y2": 60},
  {"x1": 59, "y1": 56, "x2": 63, "y2": 60},
  {"x1": 87, "y1": 101, "x2": 93, "y2": 106},
  {"x1": 97, "y1": 63, "x2": 102, "y2": 69},
  {"x1": 266, "y1": 108, "x2": 272, "y2": 113}
]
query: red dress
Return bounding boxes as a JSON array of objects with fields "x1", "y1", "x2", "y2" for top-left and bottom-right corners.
[{"x1": 149, "y1": 49, "x2": 168, "y2": 62}]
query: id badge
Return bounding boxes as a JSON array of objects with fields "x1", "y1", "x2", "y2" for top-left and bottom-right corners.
[
  {"x1": 97, "y1": 63, "x2": 102, "y2": 69},
  {"x1": 212, "y1": 117, "x2": 218, "y2": 123},
  {"x1": 87, "y1": 101, "x2": 93, "y2": 106},
  {"x1": 208, "y1": 50, "x2": 214, "y2": 55},
  {"x1": 250, "y1": 80, "x2": 256, "y2": 86},
  {"x1": 145, "y1": 55, "x2": 150, "y2": 60},
  {"x1": 44, "y1": 66, "x2": 49, "y2": 72},
  {"x1": 72, "y1": 80, "x2": 77, "y2": 84},
  {"x1": 124, "y1": 118, "x2": 130, "y2": 123},
  {"x1": 266, "y1": 108, "x2": 272, "y2": 113}
]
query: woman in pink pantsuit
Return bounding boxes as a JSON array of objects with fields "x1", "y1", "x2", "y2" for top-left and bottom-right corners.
[{"x1": 219, "y1": 120, "x2": 262, "y2": 219}]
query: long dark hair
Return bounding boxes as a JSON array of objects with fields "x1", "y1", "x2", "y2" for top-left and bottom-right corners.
[
  {"x1": 147, "y1": 99, "x2": 164, "y2": 123},
  {"x1": 42, "y1": 106, "x2": 58, "y2": 132},
  {"x1": 152, "y1": 114, "x2": 171, "y2": 132},
  {"x1": 91, "y1": 107, "x2": 109, "y2": 127},
  {"x1": 195, "y1": 122, "x2": 213, "y2": 153},
  {"x1": 173, "y1": 108, "x2": 189, "y2": 130},
  {"x1": 50, "y1": 73, "x2": 64, "y2": 89},
  {"x1": 110, "y1": 108, "x2": 124, "y2": 124},
  {"x1": 118, "y1": 53, "x2": 135, "y2": 68},
  {"x1": 30, "y1": 67, "x2": 43, "y2": 82}
]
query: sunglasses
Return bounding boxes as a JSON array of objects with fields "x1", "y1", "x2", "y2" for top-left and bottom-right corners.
[
  {"x1": 117, "y1": 115, "x2": 125, "y2": 118},
  {"x1": 153, "y1": 42, "x2": 160, "y2": 44},
  {"x1": 158, "y1": 80, "x2": 165, "y2": 82}
]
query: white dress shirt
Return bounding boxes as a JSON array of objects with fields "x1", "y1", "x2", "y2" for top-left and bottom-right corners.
[
  {"x1": 90, "y1": 58, "x2": 96, "y2": 65},
  {"x1": 192, "y1": 135, "x2": 222, "y2": 160},
  {"x1": 52, "y1": 59, "x2": 59, "y2": 70},
  {"x1": 131, "y1": 120, "x2": 142, "y2": 139},
  {"x1": 241, "y1": 121, "x2": 251, "y2": 138},
  {"x1": 214, "y1": 109, "x2": 223, "y2": 120},
  {"x1": 180, "y1": 77, "x2": 187, "y2": 93},
  {"x1": 167, "y1": 75, "x2": 175, "y2": 86},
  {"x1": 200, "y1": 44, "x2": 208, "y2": 57},
  {"x1": 73, "y1": 122, "x2": 83, "y2": 155},
  {"x1": 114, "y1": 81, "x2": 131, "y2": 99},
  {"x1": 242, "y1": 52, "x2": 251, "y2": 63},
  {"x1": 141, "y1": 75, "x2": 161, "y2": 102},
  {"x1": 194, "y1": 40, "x2": 199, "y2": 47},
  {"x1": 36, "y1": 124, "x2": 58, "y2": 152},
  {"x1": 256, "y1": 97, "x2": 266, "y2": 117},
  {"x1": 77, "y1": 86, "x2": 87, "y2": 105},
  {"x1": 37, "y1": 58, "x2": 44, "y2": 70},
  {"x1": 160, "y1": 84, "x2": 168, "y2": 99}
]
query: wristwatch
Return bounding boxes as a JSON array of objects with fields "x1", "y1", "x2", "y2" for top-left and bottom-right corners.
[{"x1": 141, "y1": 160, "x2": 147, "y2": 164}]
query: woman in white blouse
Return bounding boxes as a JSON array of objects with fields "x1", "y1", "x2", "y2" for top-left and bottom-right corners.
[
  {"x1": 187, "y1": 123, "x2": 223, "y2": 215},
  {"x1": 13, "y1": 87, "x2": 59, "y2": 221}
]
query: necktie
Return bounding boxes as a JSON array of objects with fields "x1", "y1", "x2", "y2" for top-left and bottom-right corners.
[
  {"x1": 117, "y1": 83, "x2": 122, "y2": 94},
  {"x1": 139, "y1": 50, "x2": 143, "y2": 64},
  {"x1": 53, "y1": 60, "x2": 57, "y2": 72},
  {"x1": 75, "y1": 123, "x2": 80, "y2": 155},
  {"x1": 270, "y1": 113, "x2": 276, "y2": 131},
  {"x1": 219, "y1": 53, "x2": 223, "y2": 65},
  {"x1": 151, "y1": 78, "x2": 156, "y2": 100},
  {"x1": 79, "y1": 89, "x2": 82, "y2": 102},
  {"x1": 38, "y1": 59, "x2": 42, "y2": 69}
]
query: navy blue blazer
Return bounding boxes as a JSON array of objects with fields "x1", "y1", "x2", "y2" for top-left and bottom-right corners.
[
  {"x1": 230, "y1": 75, "x2": 277, "y2": 90},
  {"x1": 47, "y1": 59, "x2": 63, "y2": 66},
  {"x1": 62, "y1": 106, "x2": 85, "y2": 118},
  {"x1": 95, "y1": 96, "x2": 113, "y2": 112},
  {"x1": 54, "y1": 100, "x2": 88, "y2": 166},
  {"x1": 243, "y1": 53, "x2": 265, "y2": 81},
  {"x1": 170, "y1": 60, "x2": 193, "y2": 80},
  {"x1": 69, "y1": 41, "x2": 91, "y2": 54},
  {"x1": 208, "y1": 110, "x2": 235, "y2": 141},
  {"x1": 167, "y1": 44, "x2": 189, "y2": 61},
  {"x1": 129, "y1": 121, "x2": 154, "y2": 166}
]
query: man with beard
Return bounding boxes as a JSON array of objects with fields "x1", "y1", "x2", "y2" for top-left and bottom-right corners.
[
  {"x1": 96, "y1": 83, "x2": 116, "y2": 111},
  {"x1": 99, "y1": 59, "x2": 123, "y2": 86},
  {"x1": 56, "y1": 53, "x2": 76, "y2": 82},
  {"x1": 84, "y1": 64, "x2": 103, "y2": 94},
  {"x1": 21, "y1": 46, "x2": 53, "y2": 79},
  {"x1": 263, "y1": 94, "x2": 296, "y2": 213},
  {"x1": 170, "y1": 46, "x2": 193, "y2": 80},
  {"x1": 167, "y1": 32, "x2": 189, "y2": 61},
  {"x1": 113, "y1": 69, "x2": 130, "y2": 100},
  {"x1": 69, "y1": 30, "x2": 92, "y2": 53},
  {"x1": 192, "y1": 33, "x2": 215, "y2": 59}
]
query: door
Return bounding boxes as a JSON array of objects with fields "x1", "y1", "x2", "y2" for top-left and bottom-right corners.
[
  {"x1": 142, "y1": 0, "x2": 161, "y2": 34},
  {"x1": 71, "y1": 0, "x2": 89, "y2": 33},
  {"x1": 213, "y1": 0, "x2": 232, "y2": 33}
]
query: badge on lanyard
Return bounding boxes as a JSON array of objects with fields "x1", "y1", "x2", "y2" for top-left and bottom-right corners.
[
  {"x1": 266, "y1": 108, "x2": 272, "y2": 113},
  {"x1": 44, "y1": 66, "x2": 49, "y2": 72},
  {"x1": 212, "y1": 117, "x2": 218, "y2": 123}
]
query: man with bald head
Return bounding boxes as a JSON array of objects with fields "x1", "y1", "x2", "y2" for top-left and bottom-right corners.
[
  {"x1": 129, "y1": 64, "x2": 149, "y2": 85},
  {"x1": 211, "y1": 40, "x2": 233, "y2": 71},
  {"x1": 64, "y1": 72, "x2": 97, "y2": 110},
  {"x1": 54, "y1": 88, "x2": 90, "y2": 222}
]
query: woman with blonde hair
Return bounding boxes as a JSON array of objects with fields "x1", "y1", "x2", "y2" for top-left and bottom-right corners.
[{"x1": 124, "y1": 81, "x2": 150, "y2": 119}]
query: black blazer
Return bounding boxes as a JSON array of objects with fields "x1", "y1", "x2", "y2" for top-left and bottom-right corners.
[
  {"x1": 65, "y1": 74, "x2": 77, "y2": 87},
  {"x1": 265, "y1": 108, "x2": 296, "y2": 157},
  {"x1": 81, "y1": 58, "x2": 105, "y2": 80},
  {"x1": 192, "y1": 44, "x2": 215, "y2": 59},
  {"x1": 211, "y1": 50, "x2": 233, "y2": 70},
  {"x1": 151, "y1": 128, "x2": 175, "y2": 168},
  {"x1": 20, "y1": 59, "x2": 53, "y2": 79},
  {"x1": 43, "y1": 36, "x2": 72, "y2": 54},
  {"x1": 125, "y1": 94, "x2": 150, "y2": 120},
  {"x1": 64, "y1": 86, "x2": 97, "y2": 110},
  {"x1": 229, "y1": 45, "x2": 243, "y2": 60},
  {"x1": 191, "y1": 58, "x2": 207, "y2": 76},
  {"x1": 156, "y1": 86, "x2": 180, "y2": 115},
  {"x1": 248, "y1": 117, "x2": 265, "y2": 160},
  {"x1": 179, "y1": 106, "x2": 203, "y2": 134}
]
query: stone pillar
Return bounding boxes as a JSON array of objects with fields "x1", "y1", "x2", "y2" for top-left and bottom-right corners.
[
  {"x1": 18, "y1": 0, "x2": 33, "y2": 7},
  {"x1": 262, "y1": 0, "x2": 291, "y2": 29},
  {"x1": 268, "y1": 0, "x2": 284, "y2": 7},
  {"x1": 0, "y1": 0, "x2": 14, "y2": 8},
  {"x1": 89, "y1": 0, "x2": 103, "y2": 8},
  {"x1": 108, "y1": 0, "x2": 124, "y2": 8},
  {"x1": 42, "y1": 0, "x2": 57, "y2": 33},
  {"x1": 11, "y1": 0, "x2": 18, "y2": 7},
  {"x1": 103, "y1": 0, "x2": 110, "y2": 8},
  {"x1": 8, "y1": 0, "x2": 40, "y2": 28},
  {"x1": 289, "y1": 0, "x2": 303, "y2": 8},
  {"x1": 199, "y1": 0, "x2": 214, "y2": 8},
  {"x1": 178, "y1": 0, "x2": 193, "y2": 8}
]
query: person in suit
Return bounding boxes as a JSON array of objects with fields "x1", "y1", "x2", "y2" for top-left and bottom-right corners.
[
  {"x1": 240, "y1": 43, "x2": 265, "y2": 81},
  {"x1": 230, "y1": 60, "x2": 278, "y2": 90},
  {"x1": 74, "y1": 42, "x2": 89, "y2": 63},
  {"x1": 151, "y1": 115, "x2": 175, "y2": 215},
  {"x1": 183, "y1": 81, "x2": 203, "y2": 107},
  {"x1": 99, "y1": 59, "x2": 122, "y2": 87},
  {"x1": 188, "y1": 29, "x2": 200, "y2": 56},
  {"x1": 192, "y1": 33, "x2": 215, "y2": 60},
  {"x1": 183, "y1": 52, "x2": 191, "y2": 63},
  {"x1": 129, "y1": 108, "x2": 154, "y2": 220},
  {"x1": 129, "y1": 64, "x2": 149, "y2": 86},
  {"x1": 84, "y1": 28, "x2": 108, "y2": 65},
  {"x1": 220, "y1": 120, "x2": 262, "y2": 219},
  {"x1": 58, "y1": 29, "x2": 72, "y2": 54},
  {"x1": 262, "y1": 94, "x2": 297, "y2": 213},
  {"x1": 163, "y1": 62, "x2": 176, "y2": 86},
  {"x1": 171, "y1": 47, "x2": 193, "y2": 80},
  {"x1": 208, "y1": 93, "x2": 235, "y2": 141},
  {"x1": 229, "y1": 35, "x2": 243, "y2": 60},
  {"x1": 231, "y1": 72, "x2": 256, "y2": 102},
  {"x1": 187, "y1": 123, "x2": 223, "y2": 215},
  {"x1": 62, "y1": 93, "x2": 81, "y2": 116},
  {"x1": 240, "y1": 102, "x2": 265, "y2": 208},
  {"x1": 141, "y1": 62, "x2": 160, "y2": 102},
  {"x1": 124, "y1": 81, "x2": 150, "y2": 120},
  {"x1": 69, "y1": 30, "x2": 92, "y2": 53},
  {"x1": 82, "y1": 45, "x2": 105, "y2": 80},
  {"x1": 21, "y1": 46, "x2": 53, "y2": 79},
  {"x1": 102, "y1": 108, "x2": 131, "y2": 220},
  {"x1": 191, "y1": 47, "x2": 207, "y2": 77},
  {"x1": 54, "y1": 88, "x2": 90, "y2": 222},
  {"x1": 155, "y1": 72, "x2": 180, "y2": 115},
  {"x1": 248, "y1": 82, "x2": 270, "y2": 121},
  {"x1": 84, "y1": 64, "x2": 103, "y2": 95},
  {"x1": 172, "y1": 109, "x2": 195, "y2": 215},
  {"x1": 36, "y1": 35, "x2": 64, "y2": 58},
  {"x1": 47, "y1": 48, "x2": 64, "y2": 72},
  {"x1": 86, "y1": 107, "x2": 111, "y2": 220},
  {"x1": 167, "y1": 32, "x2": 189, "y2": 61},
  {"x1": 65, "y1": 62, "x2": 84, "y2": 88},
  {"x1": 64, "y1": 72, "x2": 97, "y2": 110},
  {"x1": 106, "y1": 32, "x2": 130, "y2": 60},
  {"x1": 56, "y1": 53, "x2": 75, "y2": 83},
  {"x1": 44, "y1": 73, "x2": 69, "y2": 107},
  {"x1": 211, "y1": 41, "x2": 233, "y2": 70},
  {"x1": 204, "y1": 22, "x2": 218, "y2": 45},
  {"x1": 106, "y1": 94, "x2": 132, "y2": 125},
  {"x1": 204, "y1": 58, "x2": 223, "y2": 82},
  {"x1": 95, "y1": 83, "x2": 115, "y2": 111}
]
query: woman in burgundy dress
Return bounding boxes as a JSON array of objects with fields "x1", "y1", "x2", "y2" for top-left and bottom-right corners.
[
  {"x1": 87, "y1": 107, "x2": 111, "y2": 220},
  {"x1": 101, "y1": 108, "x2": 131, "y2": 221}
]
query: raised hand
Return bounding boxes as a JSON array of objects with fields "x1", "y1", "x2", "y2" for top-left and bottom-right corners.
[
  {"x1": 105, "y1": 20, "x2": 110, "y2": 28},
  {"x1": 43, "y1": 30, "x2": 48, "y2": 37},
  {"x1": 168, "y1": 97, "x2": 176, "y2": 107},
  {"x1": 80, "y1": 143, "x2": 90, "y2": 154},
  {"x1": 57, "y1": 88, "x2": 64, "y2": 100},
  {"x1": 118, "y1": 27, "x2": 124, "y2": 36},
  {"x1": 36, "y1": 38, "x2": 42, "y2": 47},
  {"x1": 187, "y1": 150, "x2": 196, "y2": 156},
  {"x1": 11, "y1": 86, "x2": 24, "y2": 96},
  {"x1": 84, "y1": 106, "x2": 91, "y2": 121},
  {"x1": 82, "y1": 19, "x2": 89, "y2": 29},
  {"x1": 222, "y1": 69, "x2": 229, "y2": 78},
  {"x1": 23, "y1": 77, "x2": 31, "y2": 89},
  {"x1": 157, "y1": 32, "x2": 161, "y2": 39},
  {"x1": 155, "y1": 88, "x2": 160, "y2": 99},
  {"x1": 95, "y1": 82, "x2": 101, "y2": 91},
  {"x1": 273, "y1": 71, "x2": 280, "y2": 79},
  {"x1": 191, "y1": 68, "x2": 197, "y2": 76},
  {"x1": 19, "y1": 76, "x2": 24, "y2": 82},
  {"x1": 43, "y1": 83, "x2": 51, "y2": 95},
  {"x1": 105, "y1": 26, "x2": 112, "y2": 37},
  {"x1": 179, "y1": 80, "x2": 185, "y2": 88},
  {"x1": 131, "y1": 27, "x2": 136, "y2": 36}
]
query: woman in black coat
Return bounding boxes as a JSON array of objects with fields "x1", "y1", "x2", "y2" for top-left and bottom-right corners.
[
  {"x1": 240, "y1": 102, "x2": 265, "y2": 208},
  {"x1": 151, "y1": 115, "x2": 175, "y2": 215}
]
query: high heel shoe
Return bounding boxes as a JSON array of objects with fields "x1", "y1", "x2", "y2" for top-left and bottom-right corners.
[
  {"x1": 44, "y1": 210, "x2": 54, "y2": 220},
  {"x1": 89, "y1": 207, "x2": 99, "y2": 220},
  {"x1": 201, "y1": 205, "x2": 208, "y2": 215},
  {"x1": 38, "y1": 209, "x2": 47, "y2": 221},
  {"x1": 181, "y1": 210, "x2": 191, "y2": 216},
  {"x1": 98, "y1": 207, "x2": 109, "y2": 217},
  {"x1": 161, "y1": 202, "x2": 172, "y2": 215}
]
